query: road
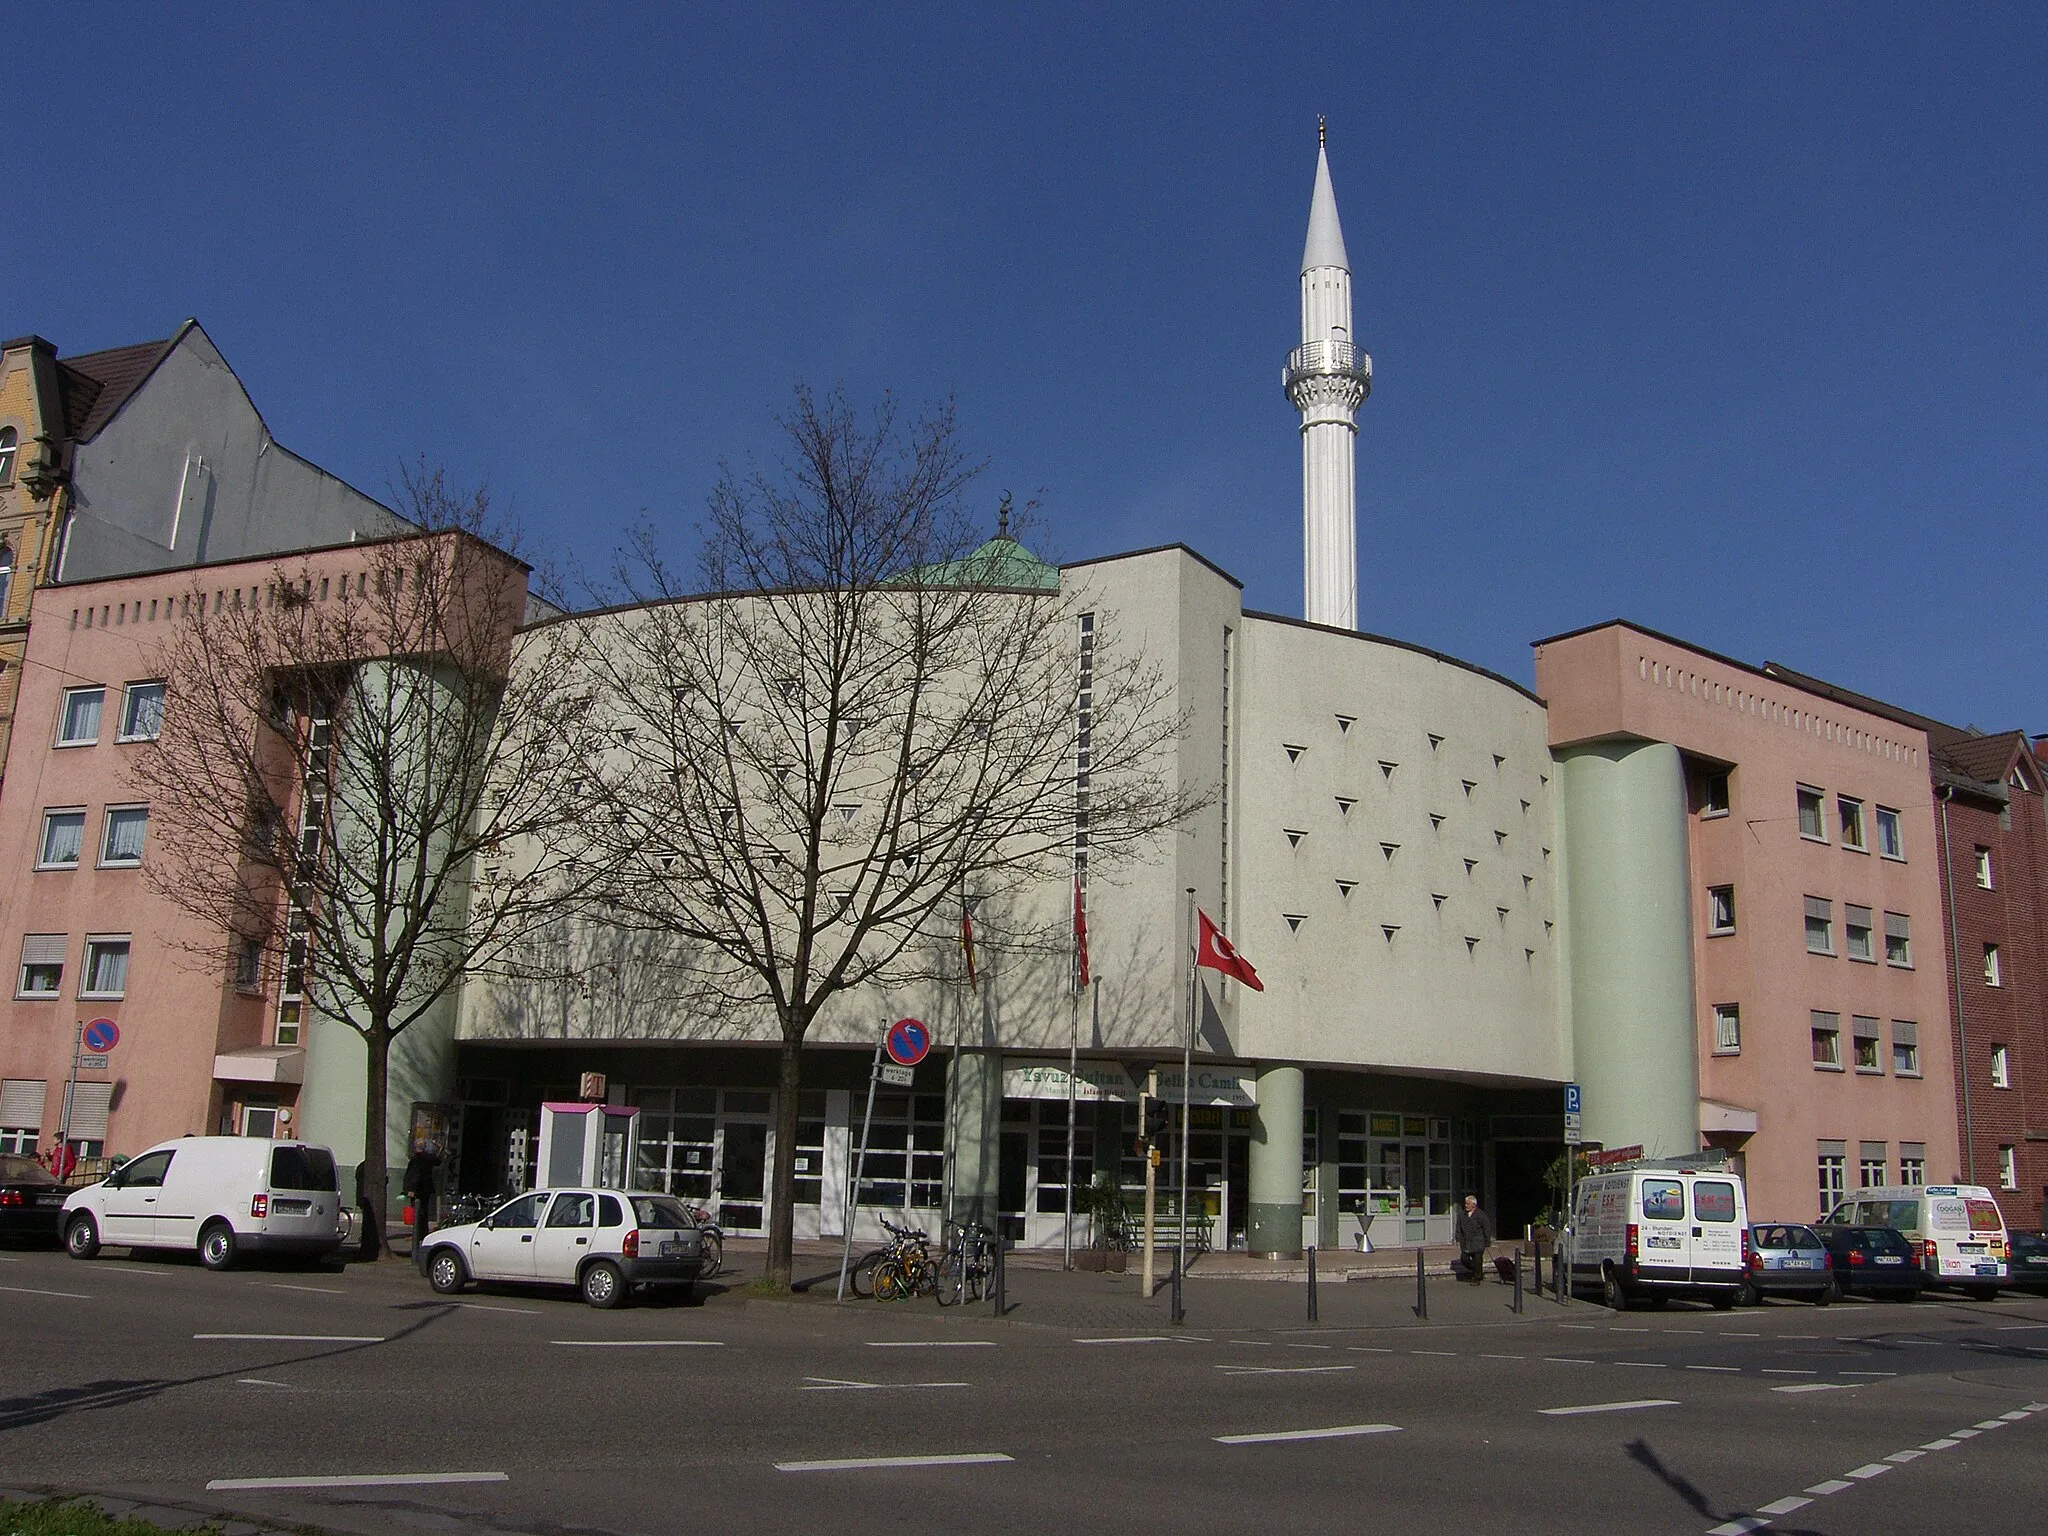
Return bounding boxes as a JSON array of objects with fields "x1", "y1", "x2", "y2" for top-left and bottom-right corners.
[{"x1": 3, "y1": 1244, "x2": 2046, "y2": 1535}]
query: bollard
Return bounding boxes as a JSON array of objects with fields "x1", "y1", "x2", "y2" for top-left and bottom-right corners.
[
  {"x1": 1415, "y1": 1245, "x2": 1428, "y2": 1320},
  {"x1": 993, "y1": 1236, "x2": 1007, "y2": 1317},
  {"x1": 1170, "y1": 1252, "x2": 1184, "y2": 1325},
  {"x1": 1513, "y1": 1249, "x2": 1524, "y2": 1314},
  {"x1": 1307, "y1": 1244, "x2": 1318, "y2": 1323}
]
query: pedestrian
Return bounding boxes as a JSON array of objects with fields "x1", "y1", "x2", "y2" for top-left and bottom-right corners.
[
  {"x1": 1454, "y1": 1193, "x2": 1494, "y2": 1285},
  {"x1": 403, "y1": 1140, "x2": 443, "y2": 1273}
]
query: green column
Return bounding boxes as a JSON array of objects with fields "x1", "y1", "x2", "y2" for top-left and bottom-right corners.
[
  {"x1": 948, "y1": 1050, "x2": 1003, "y2": 1229},
  {"x1": 1247, "y1": 1062, "x2": 1304, "y2": 1257},
  {"x1": 1558, "y1": 740, "x2": 1699, "y2": 1159}
]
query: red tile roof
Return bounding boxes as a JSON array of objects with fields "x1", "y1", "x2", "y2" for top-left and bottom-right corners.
[{"x1": 55, "y1": 330, "x2": 182, "y2": 441}]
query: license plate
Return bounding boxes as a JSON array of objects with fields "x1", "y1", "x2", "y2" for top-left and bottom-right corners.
[
  {"x1": 1975, "y1": 1263, "x2": 1998, "y2": 1275},
  {"x1": 1959, "y1": 1244, "x2": 1985, "y2": 1254},
  {"x1": 1647, "y1": 1235, "x2": 1681, "y2": 1250},
  {"x1": 2027, "y1": 1257, "x2": 2048, "y2": 1267},
  {"x1": 660, "y1": 1240, "x2": 685, "y2": 1258},
  {"x1": 1874, "y1": 1256, "x2": 1904, "y2": 1265},
  {"x1": 1782, "y1": 1258, "x2": 1816, "y2": 1269},
  {"x1": 37, "y1": 1194, "x2": 65, "y2": 1207}
]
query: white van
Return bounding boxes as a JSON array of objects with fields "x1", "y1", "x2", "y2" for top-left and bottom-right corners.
[
  {"x1": 1824, "y1": 1185, "x2": 2008, "y2": 1298},
  {"x1": 1569, "y1": 1165, "x2": 1748, "y2": 1310},
  {"x1": 62, "y1": 1136, "x2": 348, "y2": 1270}
]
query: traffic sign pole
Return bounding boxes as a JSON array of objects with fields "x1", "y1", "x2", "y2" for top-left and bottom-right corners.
[{"x1": 837, "y1": 1029, "x2": 887, "y2": 1303}]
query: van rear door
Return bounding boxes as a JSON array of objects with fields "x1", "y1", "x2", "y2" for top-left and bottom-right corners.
[
  {"x1": 1636, "y1": 1177, "x2": 1689, "y2": 1282},
  {"x1": 265, "y1": 1145, "x2": 341, "y2": 1247},
  {"x1": 1688, "y1": 1178, "x2": 1743, "y2": 1282}
]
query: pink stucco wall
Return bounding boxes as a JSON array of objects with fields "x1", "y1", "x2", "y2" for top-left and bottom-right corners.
[{"x1": 1536, "y1": 623, "x2": 1963, "y2": 1221}]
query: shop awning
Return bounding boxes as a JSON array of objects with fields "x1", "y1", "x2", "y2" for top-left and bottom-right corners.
[{"x1": 213, "y1": 1048, "x2": 306, "y2": 1086}]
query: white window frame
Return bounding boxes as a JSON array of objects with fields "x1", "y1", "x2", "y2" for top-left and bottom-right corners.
[
  {"x1": 79, "y1": 936, "x2": 131, "y2": 1000},
  {"x1": 1706, "y1": 885, "x2": 1736, "y2": 936},
  {"x1": 1844, "y1": 904, "x2": 1875, "y2": 963},
  {"x1": 1796, "y1": 785, "x2": 1827, "y2": 843},
  {"x1": 1899, "y1": 1151, "x2": 1925, "y2": 1188},
  {"x1": 57, "y1": 686, "x2": 105, "y2": 747},
  {"x1": 1804, "y1": 896, "x2": 1834, "y2": 956},
  {"x1": 1997, "y1": 1145, "x2": 2017, "y2": 1191},
  {"x1": 1874, "y1": 805, "x2": 1904, "y2": 860},
  {"x1": 1837, "y1": 795, "x2": 1866, "y2": 851},
  {"x1": 1852, "y1": 1018, "x2": 1882, "y2": 1074},
  {"x1": 1811, "y1": 1012, "x2": 1842, "y2": 1070},
  {"x1": 1884, "y1": 912, "x2": 1913, "y2": 969},
  {"x1": 1817, "y1": 1152, "x2": 1846, "y2": 1216},
  {"x1": 1891, "y1": 1021, "x2": 1920, "y2": 1078},
  {"x1": 37, "y1": 809, "x2": 86, "y2": 870},
  {"x1": 1990, "y1": 1044, "x2": 2011, "y2": 1089},
  {"x1": 1699, "y1": 770, "x2": 1730, "y2": 818},
  {"x1": 1712, "y1": 1003, "x2": 1741, "y2": 1055},
  {"x1": 97, "y1": 805, "x2": 148, "y2": 868},
  {"x1": 117, "y1": 681, "x2": 167, "y2": 743},
  {"x1": 1973, "y1": 845, "x2": 1993, "y2": 889},
  {"x1": 1984, "y1": 943, "x2": 2002, "y2": 987},
  {"x1": 16, "y1": 935, "x2": 64, "y2": 999}
]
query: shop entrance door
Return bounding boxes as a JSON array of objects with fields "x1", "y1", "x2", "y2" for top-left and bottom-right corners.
[{"x1": 719, "y1": 1121, "x2": 769, "y2": 1235}]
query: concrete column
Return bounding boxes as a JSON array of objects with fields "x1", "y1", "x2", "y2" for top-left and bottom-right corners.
[
  {"x1": 1247, "y1": 1062, "x2": 1305, "y2": 1257},
  {"x1": 948, "y1": 1050, "x2": 1003, "y2": 1229},
  {"x1": 1557, "y1": 740, "x2": 1700, "y2": 1159}
]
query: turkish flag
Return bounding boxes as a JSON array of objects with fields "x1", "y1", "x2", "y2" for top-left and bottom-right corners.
[
  {"x1": 1196, "y1": 909, "x2": 1263, "y2": 991},
  {"x1": 1073, "y1": 878, "x2": 1090, "y2": 991}
]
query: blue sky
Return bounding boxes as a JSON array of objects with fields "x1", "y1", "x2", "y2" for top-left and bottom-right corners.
[{"x1": 11, "y1": 7, "x2": 2046, "y2": 729}]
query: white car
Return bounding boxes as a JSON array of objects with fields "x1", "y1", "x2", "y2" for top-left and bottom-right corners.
[
  {"x1": 419, "y1": 1187, "x2": 705, "y2": 1308},
  {"x1": 62, "y1": 1136, "x2": 347, "y2": 1269}
]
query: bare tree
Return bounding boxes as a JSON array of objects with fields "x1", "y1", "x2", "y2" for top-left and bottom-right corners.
[
  {"x1": 559, "y1": 387, "x2": 1198, "y2": 1289},
  {"x1": 130, "y1": 467, "x2": 600, "y2": 1256}
]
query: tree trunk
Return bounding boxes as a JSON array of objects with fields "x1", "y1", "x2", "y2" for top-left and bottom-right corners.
[
  {"x1": 765, "y1": 1032, "x2": 804, "y2": 1291},
  {"x1": 359, "y1": 1021, "x2": 391, "y2": 1260}
]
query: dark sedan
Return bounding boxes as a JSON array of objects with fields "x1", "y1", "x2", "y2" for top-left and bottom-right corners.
[
  {"x1": 1814, "y1": 1223, "x2": 1923, "y2": 1300},
  {"x1": 2009, "y1": 1231, "x2": 2048, "y2": 1296},
  {"x1": 0, "y1": 1154, "x2": 71, "y2": 1245}
]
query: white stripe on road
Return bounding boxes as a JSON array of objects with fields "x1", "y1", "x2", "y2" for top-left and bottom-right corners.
[
  {"x1": 866, "y1": 1340, "x2": 996, "y2": 1348},
  {"x1": 236, "y1": 1379, "x2": 292, "y2": 1388},
  {"x1": 1217, "y1": 1365, "x2": 1354, "y2": 1376},
  {"x1": 1772, "y1": 1383, "x2": 1859, "y2": 1394},
  {"x1": 1884, "y1": 1449, "x2": 1925, "y2": 1463},
  {"x1": 206, "y1": 1473, "x2": 507, "y2": 1491},
  {"x1": 1613, "y1": 1361, "x2": 1667, "y2": 1368},
  {"x1": 1920, "y1": 1438, "x2": 1960, "y2": 1450},
  {"x1": 1971, "y1": 1419, "x2": 2011, "y2": 1430},
  {"x1": 1804, "y1": 1479, "x2": 1854, "y2": 1495},
  {"x1": 775, "y1": 1453, "x2": 1013, "y2": 1473},
  {"x1": 264, "y1": 1284, "x2": 343, "y2": 1295},
  {"x1": 1998, "y1": 1409, "x2": 2033, "y2": 1420},
  {"x1": 1845, "y1": 1463, "x2": 1892, "y2": 1480},
  {"x1": 1758, "y1": 1496, "x2": 1812, "y2": 1515},
  {"x1": 1215, "y1": 1423, "x2": 1400, "y2": 1446},
  {"x1": 552, "y1": 1340, "x2": 723, "y2": 1347},
  {"x1": 456, "y1": 1302, "x2": 543, "y2": 1315},
  {"x1": 802, "y1": 1378, "x2": 971, "y2": 1392},
  {"x1": 0, "y1": 1284, "x2": 89, "y2": 1300},
  {"x1": 1840, "y1": 1371, "x2": 1896, "y2": 1377},
  {"x1": 1539, "y1": 1399, "x2": 1680, "y2": 1417},
  {"x1": 195, "y1": 1334, "x2": 382, "y2": 1343},
  {"x1": 1687, "y1": 1366, "x2": 1740, "y2": 1373},
  {"x1": 1543, "y1": 1357, "x2": 1595, "y2": 1364},
  {"x1": 1073, "y1": 1336, "x2": 1173, "y2": 1344},
  {"x1": 1705, "y1": 1518, "x2": 1770, "y2": 1535}
]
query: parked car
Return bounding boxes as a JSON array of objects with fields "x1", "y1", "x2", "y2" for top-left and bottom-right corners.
[
  {"x1": 62, "y1": 1136, "x2": 348, "y2": 1269},
  {"x1": 1739, "y1": 1223, "x2": 1834, "y2": 1305},
  {"x1": 418, "y1": 1187, "x2": 704, "y2": 1308},
  {"x1": 1569, "y1": 1165, "x2": 1748, "y2": 1310},
  {"x1": 2008, "y1": 1231, "x2": 2048, "y2": 1296},
  {"x1": 1813, "y1": 1224, "x2": 1924, "y2": 1300},
  {"x1": 1823, "y1": 1185, "x2": 2007, "y2": 1298},
  {"x1": 0, "y1": 1154, "x2": 70, "y2": 1245}
]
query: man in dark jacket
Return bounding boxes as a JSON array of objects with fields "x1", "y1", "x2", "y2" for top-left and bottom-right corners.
[
  {"x1": 1453, "y1": 1194, "x2": 1495, "y2": 1284},
  {"x1": 403, "y1": 1143, "x2": 443, "y2": 1272}
]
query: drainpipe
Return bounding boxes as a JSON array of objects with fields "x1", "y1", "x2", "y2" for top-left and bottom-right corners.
[{"x1": 1937, "y1": 787, "x2": 1976, "y2": 1183}]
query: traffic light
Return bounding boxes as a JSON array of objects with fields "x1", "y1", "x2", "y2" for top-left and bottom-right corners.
[{"x1": 1142, "y1": 1095, "x2": 1169, "y2": 1145}]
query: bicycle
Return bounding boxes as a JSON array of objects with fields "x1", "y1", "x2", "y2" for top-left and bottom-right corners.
[
  {"x1": 847, "y1": 1215, "x2": 922, "y2": 1298},
  {"x1": 869, "y1": 1217, "x2": 936, "y2": 1302},
  {"x1": 937, "y1": 1220, "x2": 998, "y2": 1306}
]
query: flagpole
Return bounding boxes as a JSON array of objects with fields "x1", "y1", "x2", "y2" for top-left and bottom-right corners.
[{"x1": 1181, "y1": 887, "x2": 1195, "y2": 1281}]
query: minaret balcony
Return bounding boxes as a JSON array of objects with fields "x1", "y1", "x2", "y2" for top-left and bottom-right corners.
[{"x1": 1283, "y1": 338, "x2": 1372, "y2": 393}]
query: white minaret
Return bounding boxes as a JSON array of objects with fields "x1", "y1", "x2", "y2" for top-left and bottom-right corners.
[{"x1": 1284, "y1": 119, "x2": 1371, "y2": 630}]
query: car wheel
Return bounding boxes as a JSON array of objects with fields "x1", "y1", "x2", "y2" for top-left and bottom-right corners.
[
  {"x1": 1965, "y1": 1286, "x2": 1998, "y2": 1302},
  {"x1": 198, "y1": 1221, "x2": 237, "y2": 1272},
  {"x1": 581, "y1": 1259, "x2": 626, "y2": 1309},
  {"x1": 1813, "y1": 1280, "x2": 1836, "y2": 1306},
  {"x1": 1604, "y1": 1269, "x2": 1630, "y2": 1312},
  {"x1": 427, "y1": 1248, "x2": 467, "y2": 1295},
  {"x1": 1710, "y1": 1289, "x2": 1736, "y2": 1311},
  {"x1": 1735, "y1": 1280, "x2": 1759, "y2": 1308},
  {"x1": 65, "y1": 1213, "x2": 101, "y2": 1261},
  {"x1": 1898, "y1": 1287, "x2": 1919, "y2": 1303}
]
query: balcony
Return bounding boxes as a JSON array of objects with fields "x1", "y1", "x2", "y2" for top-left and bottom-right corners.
[{"x1": 1283, "y1": 338, "x2": 1372, "y2": 392}]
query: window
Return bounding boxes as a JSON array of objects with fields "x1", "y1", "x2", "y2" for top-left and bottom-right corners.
[
  {"x1": 117, "y1": 682, "x2": 166, "y2": 742},
  {"x1": 1891, "y1": 1020, "x2": 1920, "y2": 1077},
  {"x1": 1804, "y1": 896, "x2": 1834, "y2": 955},
  {"x1": 241, "y1": 1102, "x2": 278, "y2": 1138},
  {"x1": 1811, "y1": 1011, "x2": 1842, "y2": 1069},
  {"x1": 1818, "y1": 1149, "x2": 1846, "y2": 1216},
  {"x1": 1983, "y1": 943, "x2": 2001, "y2": 987},
  {"x1": 0, "y1": 426, "x2": 15, "y2": 484},
  {"x1": 1859, "y1": 1143, "x2": 1887, "y2": 1188},
  {"x1": 1899, "y1": 1143, "x2": 1925, "y2": 1187},
  {"x1": 1707, "y1": 885, "x2": 1736, "y2": 935},
  {"x1": 1797, "y1": 785, "x2": 1827, "y2": 841},
  {"x1": 233, "y1": 937, "x2": 262, "y2": 991},
  {"x1": 1990, "y1": 1044, "x2": 2011, "y2": 1089},
  {"x1": 1838, "y1": 796, "x2": 1866, "y2": 850},
  {"x1": 16, "y1": 935, "x2": 63, "y2": 997},
  {"x1": 1700, "y1": 770, "x2": 1730, "y2": 817},
  {"x1": 98, "y1": 806, "x2": 147, "y2": 867},
  {"x1": 1998, "y1": 1146, "x2": 2018, "y2": 1191},
  {"x1": 80, "y1": 937, "x2": 130, "y2": 999},
  {"x1": 0, "y1": 1076, "x2": 40, "y2": 1154},
  {"x1": 1852, "y1": 1017, "x2": 1881, "y2": 1073},
  {"x1": 546, "y1": 1192, "x2": 596, "y2": 1227},
  {"x1": 1641, "y1": 1179, "x2": 1685, "y2": 1220},
  {"x1": 1844, "y1": 904, "x2": 1874, "y2": 963},
  {"x1": 1971, "y1": 845, "x2": 1993, "y2": 889},
  {"x1": 1713, "y1": 1003, "x2": 1741, "y2": 1055},
  {"x1": 1693, "y1": 1181, "x2": 1738, "y2": 1222},
  {"x1": 1884, "y1": 912, "x2": 1913, "y2": 968},
  {"x1": 0, "y1": 541, "x2": 12, "y2": 617},
  {"x1": 1875, "y1": 805, "x2": 1904, "y2": 860},
  {"x1": 37, "y1": 810, "x2": 85, "y2": 869},
  {"x1": 57, "y1": 687, "x2": 105, "y2": 746}
]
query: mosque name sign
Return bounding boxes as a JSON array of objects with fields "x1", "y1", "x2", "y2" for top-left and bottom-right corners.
[{"x1": 1002, "y1": 1061, "x2": 1257, "y2": 1107}]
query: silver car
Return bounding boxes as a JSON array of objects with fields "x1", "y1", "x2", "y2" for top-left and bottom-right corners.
[{"x1": 419, "y1": 1187, "x2": 704, "y2": 1308}]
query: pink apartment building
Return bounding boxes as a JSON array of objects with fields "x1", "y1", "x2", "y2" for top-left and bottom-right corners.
[{"x1": 1535, "y1": 621, "x2": 1962, "y2": 1221}]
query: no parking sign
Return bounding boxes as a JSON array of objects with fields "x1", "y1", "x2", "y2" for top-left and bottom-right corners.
[{"x1": 885, "y1": 1018, "x2": 930, "y2": 1067}]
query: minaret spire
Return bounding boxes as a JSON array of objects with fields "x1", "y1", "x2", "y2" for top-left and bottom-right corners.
[{"x1": 1284, "y1": 124, "x2": 1371, "y2": 630}]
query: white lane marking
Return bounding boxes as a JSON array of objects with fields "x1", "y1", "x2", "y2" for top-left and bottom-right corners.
[
  {"x1": 1347, "y1": 1346, "x2": 1392, "y2": 1353},
  {"x1": 1230, "y1": 1340, "x2": 1274, "y2": 1346},
  {"x1": 207, "y1": 1472, "x2": 507, "y2": 1490},
  {"x1": 1706, "y1": 1518, "x2": 1770, "y2": 1535},
  {"x1": 1884, "y1": 1449, "x2": 1925, "y2": 1463},
  {"x1": 264, "y1": 1284, "x2": 343, "y2": 1295},
  {"x1": 1613, "y1": 1361, "x2": 1667, "y2": 1369},
  {"x1": 1539, "y1": 1399, "x2": 1680, "y2": 1416},
  {"x1": 1217, "y1": 1365, "x2": 1354, "y2": 1376},
  {"x1": 236, "y1": 1379, "x2": 292, "y2": 1388},
  {"x1": 1951, "y1": 1428, "x2": 1980, "y2": 1439},
  {"x1": 456, "y1": 1302, "x2": 543, "y2": 1315},
  {"x1": 195, "y1": 1333, "x2": 382, "y2": 1343},
  {"x1": 1994, "y1": 1323, "x2": 2048, "y2": 1331},
  {"x1": 1839, "y1": 1370, "x2": 1896, "y2": 1377},
  {"x1": 1286, "y1": 1342, "x2": 1335, "y2": 1350},
  {"x1": 1215, "y1": 1423, "x2": 1400, "y2": 1445},
  {"x1": 1971, "y1": 1418, "x2": 2010, "y2": 1430},
  {"x1": 1759, "y1": 1496, "x2": 1813, "y2": 1515},
  {"x1": 1761, "y1": 1369, "x2": 1815, "y2": 1376},
  {"x1": 1804, "y1": 1479, "x2": 1854, "y2": 1495},
  {"x1": 1664, "y1": 1328, "x2": 1704, "y2": 1335},
  {"x1": 801, "y1": 1378, "x2": 969, "y2": 1391},
  {"x1": 866, "y1": 1340, "x2": 996, "y2": 1348},
  {"x1": 552, "y1": 1340, "x2": 723, "y2": 1348},
  {"x1": 1544, "y1": 1357, "x2": 1595, "y2": 1364},
  {"x1": 1998, "y1": 1409, "x2": 2032, "y2": 1420},
  {"x1": 1409, "y1": 1350, "x2": 1458, "y2": 1357},
  {"x1": 1845, "y1": 1463, "x2": 1892, "y2": 1480},
  {"x1": 1609, "y1": 1326, "x2": 1650, "y2": 1332},
  {"x1": 1558, "y1": 1323, "x2": 1597, "y2": 1330},
  {"x1": 1920, "y1": 1438, "x2": 1960, "y2": 1450},
  {"x1": 1723, "y1": 1331, "x2": 1761, "y2": 1338},
  {"x1": 1687, "y1": 1365, "x2": 1740, "y2": 1373},
  {"x1": 1480, "y1": 1353, "x2": 1524, "y2": 1360},
  {"x1": 1773, "y1": 1383, "x2": 1859, "y2": 1394},
  {"x1": 776, "y1": 1453, "x2": 1012, "y2": 1473},
  {"x1": 0, "y1": 1284, "x2": 90, "y2": 1300},
  {"x1": 1074, "y1": 1336, "x2": 1172, "y2": 1345}
]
